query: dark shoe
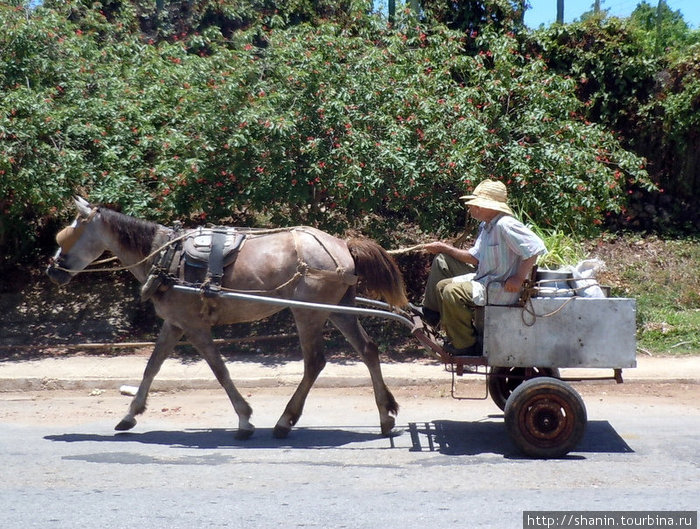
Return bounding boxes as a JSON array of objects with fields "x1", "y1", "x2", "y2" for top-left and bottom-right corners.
[
  {"x1": 443, "y1": 342, "x2": 481, "y2": 357},
  {"x1": 421, "y1": 307, "x2": 441, "y2": 327}
]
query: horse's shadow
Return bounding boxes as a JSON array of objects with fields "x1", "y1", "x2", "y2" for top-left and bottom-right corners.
[
  {"x1": 45, "y1": 419, "x2": 633, "y2": 457},
  {"x1": 409, "y1": 418, "x2": 634, "y2": 458},
  {"x1": 45, "y1": 427, "x2": 385, "y2": 450}
]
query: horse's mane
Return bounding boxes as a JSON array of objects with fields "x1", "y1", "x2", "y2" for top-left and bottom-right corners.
[{"x1": 98, "y1": 206, "x2": 160, "y2": 256}]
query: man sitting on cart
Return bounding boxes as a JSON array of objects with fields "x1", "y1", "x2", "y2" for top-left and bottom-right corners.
[{"x1": 420, "y1": 179, "x2": 546, "y2": 356}]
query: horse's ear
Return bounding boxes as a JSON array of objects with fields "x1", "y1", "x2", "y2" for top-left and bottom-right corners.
[{"x1": 73, "y1": 196, "x2": 93, "y2": 217}]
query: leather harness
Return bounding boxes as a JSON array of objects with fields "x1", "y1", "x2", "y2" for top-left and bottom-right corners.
[{"x1": 140, "y1": 226, "x2": 356, "y2": 302}]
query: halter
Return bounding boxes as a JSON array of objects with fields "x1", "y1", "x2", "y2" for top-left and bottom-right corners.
[{"x1": 55, "y1": 207, "x2": 98, "y2": 253}]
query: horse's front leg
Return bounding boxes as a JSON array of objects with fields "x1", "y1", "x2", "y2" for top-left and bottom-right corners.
[
  {"x1": 273, "y1": 310, "x2": 328, "y2": 438},
  {"x1": 185, "y1": 328, "x2": 255, "y2": 440},
  {"x1": 330, "y1": 313, "x2": 399, "y2": 436},
  {"x1": 115, "y1": 321, "x2": 184, "y2": 431}
]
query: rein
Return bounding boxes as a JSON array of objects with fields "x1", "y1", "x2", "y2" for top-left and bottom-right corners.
[
  {"x1": 54, "y1": 212, "x2": 411, "y2": 300},
  {"x1": 54, "y1": 211, "x2": 427, "y2": 276},
  {"x1": 58, "y1": 238, "x2": 422, "y2": 274},
  {"x1": 52, "y1": 231, "x2": 191, "y2": 275},
  {"x1": 387, "y1": 243, "x2": 428, "y2": 255}
]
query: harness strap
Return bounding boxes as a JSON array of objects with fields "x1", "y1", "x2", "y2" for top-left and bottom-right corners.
[
  {"x1": 140, "y1": 224, "x2": 359, "y2": 300},
  {"x1": 292, "y1": 227, "x2": 358, "y2": 286},
  {"x1": 305, "y1": 266, "x2": 358, "y2": 286},
  {"x1": 205, "y1": 228, "x2": 228, "y2": 292},
  {"x1": 140, "y1": 226, "x2": 182, "y2": 301}
]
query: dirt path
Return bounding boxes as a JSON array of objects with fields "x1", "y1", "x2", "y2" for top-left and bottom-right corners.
[{"x1": 2, "y1": 380, "x2": 699, "y2": 426}]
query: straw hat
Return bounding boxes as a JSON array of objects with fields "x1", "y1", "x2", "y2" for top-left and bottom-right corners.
[{"x1": 460, "y1": 179, "x2": 514, "y2": 216}]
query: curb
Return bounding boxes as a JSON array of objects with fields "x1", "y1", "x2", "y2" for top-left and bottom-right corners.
[
  {"x1": 0, "y1": 355, "x2": 698, "y2": 393},
  {"x1": 0, "y1": 376, "x2": 447, "y2": 393},
  {"x1": 1, "y1": 372, "x2": 698, "y2": 394}
]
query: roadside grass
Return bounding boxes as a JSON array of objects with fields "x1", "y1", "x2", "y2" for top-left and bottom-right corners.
[
  {"x1": 522, "y1": 210, "x2": 587, "y2": 268},
  {"x1": 535, "y1": 229, "x2": 587, "y2": 268},
  {"x1": 591, "y1": 236, "x2": 700, "y2": 356},
  {"x1": 636, "y1": 308, "x2": 700, "y2": 355}
]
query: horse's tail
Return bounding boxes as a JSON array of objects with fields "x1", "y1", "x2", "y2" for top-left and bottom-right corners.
[{"x1": 347, "y1": 238, "x2": 408, "y2": 308}]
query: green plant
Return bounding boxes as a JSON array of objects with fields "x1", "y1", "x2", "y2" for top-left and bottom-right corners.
[
  {"x1": 529, "y1": 15, "x2": 700, "y2": 232},
  {"x1": 0, "y1": 2, "x2": 660, "y2": 267},
  {"x1": 515, "y1": 208, "x2": 586, "y2": 268}
]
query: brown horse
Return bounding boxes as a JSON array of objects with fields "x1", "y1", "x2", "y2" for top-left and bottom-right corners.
[{"x1": 47, "y1": 197, "x2": 407, "y2": 439}]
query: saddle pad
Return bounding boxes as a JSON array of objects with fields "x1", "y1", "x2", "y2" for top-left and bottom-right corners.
[{"x1": 183, "y1": 227, "x2": 246, "y2": 266}]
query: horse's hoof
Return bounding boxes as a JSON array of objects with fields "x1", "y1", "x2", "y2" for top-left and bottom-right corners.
[
  {"x1": 235, "y1": 426, "x2": 255, "y2": 441},
  {"x1": 272, "y1": 424, "x2": 291, "y2": 439},
  {"x1": 380, "y1": 417, "x2": 396, "y2": 437},
  {"x1": 115, "y1": 418, "x2": 136, "y2": 431},
  {"x1": 384, "y1": 427, "x2": 403, "y2": 438}
]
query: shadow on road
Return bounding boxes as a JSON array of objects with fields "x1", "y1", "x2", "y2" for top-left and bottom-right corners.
[
  {"x1": 44, "y1": 419, "x2": 633, "y2": 457},
  {"x1": 45, "y1": 426, "x2": 384, "y2": 450},
  {"x1": 406, "y1": 419, "x2": 634, "y2": 458}
]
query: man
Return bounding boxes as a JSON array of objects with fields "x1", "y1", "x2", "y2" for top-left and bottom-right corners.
[{"x1": 421, "y1": 179, "x2": 546, "y2": 356}]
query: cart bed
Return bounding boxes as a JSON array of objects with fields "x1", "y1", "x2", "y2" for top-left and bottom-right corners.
[{"x1": 483, "y1": 297, "x2": 636, "y2": 369}]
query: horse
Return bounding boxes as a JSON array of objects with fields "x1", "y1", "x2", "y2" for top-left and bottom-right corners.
[{"x1": 46, "y1": 197, "x2": 408, "y2": 440}]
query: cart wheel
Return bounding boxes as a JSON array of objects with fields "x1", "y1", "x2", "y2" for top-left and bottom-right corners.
[
  {"x1": 504, "y1": 377, "x2": 586, "y2": 459},
  {"x1": 488, "y1": 366, "x2": 560, "y2": 411}
]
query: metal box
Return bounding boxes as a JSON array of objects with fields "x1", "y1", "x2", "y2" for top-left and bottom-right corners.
[{"x1": 483, "y1": 298, "x2": 637, "y2": 369}]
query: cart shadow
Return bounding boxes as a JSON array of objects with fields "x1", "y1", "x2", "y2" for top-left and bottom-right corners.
[
  {"x1": 408, "y1": 419, "x2": 634, "y2": 458},
  {"x1": 45, "y1": 427, "x2": 383, "y2": 450}
]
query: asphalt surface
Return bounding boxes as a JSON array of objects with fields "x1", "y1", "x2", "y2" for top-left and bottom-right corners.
[{"x1": 0, "y1": 353, "x2": 698, "y2": 392}]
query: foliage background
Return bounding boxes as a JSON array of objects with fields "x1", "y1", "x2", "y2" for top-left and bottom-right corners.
[
  {"x1": 6, "y1": 0, "x2": 698, "y2": 268},
  {"x1": 0, "y1": 0, "x2": 698, "y2": 355}
]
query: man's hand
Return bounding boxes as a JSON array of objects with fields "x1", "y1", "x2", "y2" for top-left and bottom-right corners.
[
  {"x1": 507, "y1": 255, "x2": 538, "y2": 292},
  {"x1": 422, "y1": 241, "x2": 448, "y2": 254},
  {"x1": 422, "y1": 241, "x2": 479, "y2": 266},
  {"x1": 504, "y1": 275, "x2": 524, "y2": 293}
]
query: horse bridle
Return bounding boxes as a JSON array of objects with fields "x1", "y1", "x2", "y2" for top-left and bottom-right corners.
[
  {"x1": 51, "y1": 207, "x2": 183, "y2": 275},
  {"x1": 55, "y1": 207, "x2": 98, "y2": 254}
]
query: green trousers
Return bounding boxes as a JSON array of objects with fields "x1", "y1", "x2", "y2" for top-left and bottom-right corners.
[
  {"x1": 437, "y1": 279, "x2": 478, "y2": 349},
  {"x1": 423, "y1": 253, "x2": 475, "y2": 312},
  {"x1": 423, "y1": 254, "x2": 478, "y2": 349}
]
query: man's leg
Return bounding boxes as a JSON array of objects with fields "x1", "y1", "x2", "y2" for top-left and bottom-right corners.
[
  {"x1": 438, "y1": 280, "x2": 479, "y2": 354},
  {"x1": 423, "y1": 253, "x2": 475, "y2": 314}
]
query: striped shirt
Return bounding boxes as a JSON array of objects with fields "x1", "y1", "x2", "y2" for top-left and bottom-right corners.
[{"x1": 469, "y1": 214, "x2": 547, "y2": 305}]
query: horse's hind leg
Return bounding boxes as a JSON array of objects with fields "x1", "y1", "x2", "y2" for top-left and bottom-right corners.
[
  {"x1": 330, "y1": 313, "x2": 399, "y2": 436},
  {"x1": 185, "y1": 328, "x2": 255, "y2": 440},
  {"x1": 116, "y1": 321, "x2": 184, "y2": 431},
  {"x1": 273, "y1": 310, "x2": 328, "y2": 439}
]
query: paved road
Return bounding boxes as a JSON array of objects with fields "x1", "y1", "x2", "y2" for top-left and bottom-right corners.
[{"x1": 0, "y1": 380, "x2": 698, "y2": 529}]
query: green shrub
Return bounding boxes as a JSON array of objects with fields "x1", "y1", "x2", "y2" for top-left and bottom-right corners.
[
  {"x1": 529, "y1": 15, "x2": 700, "y2": 232},
  {"x1": 1, "y1": 3, "x2": 656, "y2": 267}
]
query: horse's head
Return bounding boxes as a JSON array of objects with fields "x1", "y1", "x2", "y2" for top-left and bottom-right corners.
[{"x1": 46, "y1": 197, "x2": 105, "y2": 285}]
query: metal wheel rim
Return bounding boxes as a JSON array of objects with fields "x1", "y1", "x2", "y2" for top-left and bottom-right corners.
[{"x1": 517, "y1": 393, "x2": 575, "y2": 447}]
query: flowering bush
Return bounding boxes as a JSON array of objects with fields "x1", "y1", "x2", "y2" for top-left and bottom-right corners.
[
  {"x1": 529, "y1": 16, "x2": 699, "y2": 231},
  {"x1": 1, "y1": 2, "x2": 656, "y2": 266}
]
